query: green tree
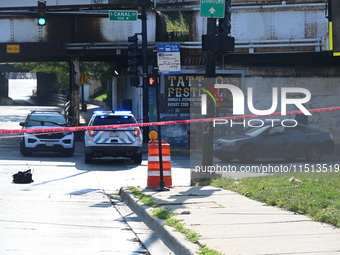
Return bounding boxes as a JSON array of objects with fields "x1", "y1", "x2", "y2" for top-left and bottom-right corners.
[
  {"x1": 13, "y1": 62, "x2": 69, "y2": 90},
  {"x1": 13, "y1": 61, "x2": 119, "y2": 91},
  {"x1": 81, "y1": 61, "x2": 118, "y2": 87},
  {"x1": 165, "y1": 12, "x2": 189, "y2": 32}
]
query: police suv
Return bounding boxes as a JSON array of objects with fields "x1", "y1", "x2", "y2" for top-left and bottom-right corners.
[
  {"x1": 19, "y1": 111, "x2": 75, "y2": 156},
  {"x1": 84, "y1": 110, "x2": 143, "y2": 164}
]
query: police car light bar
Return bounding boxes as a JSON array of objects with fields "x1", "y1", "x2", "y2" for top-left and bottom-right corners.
[
  {"x1": 93, "y1": 110, "x2": 111, "y2": 114},
  {"x1": 113, "y1": 111, "x2": 132, "y2": 114}
]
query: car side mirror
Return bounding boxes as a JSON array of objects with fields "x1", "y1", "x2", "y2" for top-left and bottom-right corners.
[{"x1": 19, "y1": 122, "x2": 26, "y2": 126}]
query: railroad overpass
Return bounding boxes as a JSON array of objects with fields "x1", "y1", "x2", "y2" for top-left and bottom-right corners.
[
  {"x1": 0, "y1": 1, "x2": 332, "y2": 61},
  {"x1": 0, "y1": 1, "x2": 333, "y2": 81}
]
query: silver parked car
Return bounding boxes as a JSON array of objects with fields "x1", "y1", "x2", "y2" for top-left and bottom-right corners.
[{"x1": 214, "y1": 122, "x2": 334, "y2": 163}]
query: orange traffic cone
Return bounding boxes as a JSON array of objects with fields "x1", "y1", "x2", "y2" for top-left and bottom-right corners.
[{"x1": 146, "y1": 139, "x2": 172, "y2": 188}]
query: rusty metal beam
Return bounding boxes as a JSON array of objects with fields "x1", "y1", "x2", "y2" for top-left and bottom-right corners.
[
  {"x1": 0, "y1": 3, "x2": 140, "y2": 12},
  {"x1": 0, "y1": 1, "x2": 199, "y2": 12}
]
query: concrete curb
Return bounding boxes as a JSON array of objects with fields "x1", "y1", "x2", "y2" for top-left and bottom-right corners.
[{"x1": 119, "y1": 188, "x2": 199, "y2": 255}]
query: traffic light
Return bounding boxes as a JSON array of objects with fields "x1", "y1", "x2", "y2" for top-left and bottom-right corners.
[
  {"x1": 37, "y1": 1, "x2": 46, "y2": 26},
  {"x1": 149, "y1": 77, "x2": 155, "y2": 86},
  {"x1": 202, "y1": 0, "x2": 234, "y2": 52},
  {"x1": 128, "y1": 34, "x2": 140, "y2": 87},
  {"x1": 218, "y1": 0, "x2": 231, "y2": 35},
  {"x1": 202, "y1": 34, "x2": 234, "y2": 52},
  {"x1": 148, "y1": 76, "x2": 160, "y2": 86}
]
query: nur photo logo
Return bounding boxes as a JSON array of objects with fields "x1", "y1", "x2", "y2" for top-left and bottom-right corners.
[{"x1": 199, "y1": 83, "x2": 312, "y2": 127}]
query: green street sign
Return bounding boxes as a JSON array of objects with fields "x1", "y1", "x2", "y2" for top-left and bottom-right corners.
[
  {"x1": 200, "y1": 0, "x2": 225, "y2": 18},
  {"x1": 109, "y1": 10, "x2": 138, "y2": 21}
]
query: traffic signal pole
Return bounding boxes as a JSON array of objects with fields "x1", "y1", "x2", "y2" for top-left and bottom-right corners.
[
  {"x1": 202, "y1": 18, "x2": 216, "y2": 167},
  {"x1": 152, "y1": 50, "x2": 169, "y2": 191},
  {"x1": 139, "y1": 0, "x2": 150, "y2": 141},
  {"x1": 201, "y1": 0, "x2": 233, "y2": 167}
]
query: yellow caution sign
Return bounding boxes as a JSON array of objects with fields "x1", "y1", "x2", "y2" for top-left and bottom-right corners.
[
  {"x1": 6, "y1": 45, "x2": 20, "y2": 53},
  {"x1": 79, "y1": 73, "x2": 89, "y2": 85}
]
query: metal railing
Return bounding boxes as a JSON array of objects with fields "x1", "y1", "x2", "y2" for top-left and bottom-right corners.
[{"x1": 65, "y1": 38, "x2": 325, "y2": 53}]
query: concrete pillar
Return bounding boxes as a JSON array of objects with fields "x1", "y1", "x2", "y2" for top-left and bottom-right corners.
[
  {"x1": 0, "y1": 72, "x2": 9, "y2": 98},
  {"x1": 36, "y1": 72, "x2": 46, "y2": 98},
  {"x1": 69, "y1": 57, "x2": 80, "y2": 126}
]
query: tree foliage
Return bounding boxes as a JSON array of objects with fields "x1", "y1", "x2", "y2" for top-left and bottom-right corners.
[
  {"x1": 81, "y1": 61, "x2": 118, "y2": 85},
  {"x1": 165, "y1": 12, "x2": 190, "y2": 32},
  {"x1": 13, "y1": 62, "x2": 69, "y2": 89},
  {"x1": 13, "y1": 61, "x2": 119, "y2": 90}
]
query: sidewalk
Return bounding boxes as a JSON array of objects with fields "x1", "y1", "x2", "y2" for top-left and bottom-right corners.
[
  {"x1": 79, "y1": 103, "x2": 101, "y2": 125},
  {"x1": 121, "y1": 186, "x2": 340, "y2": 255}
]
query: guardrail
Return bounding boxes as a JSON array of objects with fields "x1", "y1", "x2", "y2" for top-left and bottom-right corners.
[
  {"x1": 49, "y1": 93, "x2": 67, "y2": 104},
  {"x1": 47, "y1": 93, "x2": 71, "y2": 118},
  {"x1": 65, "y1": 37, "x2": 325, "y2": 54},
  {"x1": 64, "y1": 100, "x2": 71, "y2": 118}
]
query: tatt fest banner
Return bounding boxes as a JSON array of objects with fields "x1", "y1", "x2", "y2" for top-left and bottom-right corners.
[{"x1": 165, "y1": 74, "x2": 241, "y2": 109}]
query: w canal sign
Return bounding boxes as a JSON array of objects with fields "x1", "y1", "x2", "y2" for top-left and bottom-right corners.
[
  {"x1": 200, "y1": 0, "x2": 225, "y2": 18},
  {"x1": 109, "y1": 10, "x2": 138, "y2": 21}
]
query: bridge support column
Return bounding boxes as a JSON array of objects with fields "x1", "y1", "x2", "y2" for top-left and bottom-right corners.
[
  {"x1": 0, "y1": 72, "x2": 8, "y2": 96},
  {"x1": 0, "y1": 72, "x2": 12, "y2": 105},
  {"x1": 69, "y1": 57, "x2": 80, "y2": 126}
]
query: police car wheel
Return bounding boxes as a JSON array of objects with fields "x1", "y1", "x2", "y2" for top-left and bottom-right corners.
[
  {"x1": 85, "y1": 152, "x2": 93, "y2": 163},
  {"x1": 133, "y1": 153, "x2": 142, "y2": 164},
  {"x1": 20, "y1": 140, "x2": 32, "y2": 157},
  {"x1": 63, "y1": 147, "x2": 75, "y2": 157}
]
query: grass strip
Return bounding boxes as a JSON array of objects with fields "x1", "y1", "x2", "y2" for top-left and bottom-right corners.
[
  {"x1": 196, "y1": 172, "x2": 340, "y2": 228},
  {"x1": 164, "y1": 217, "x2": 200, "y2": 243},
  {"x1": 198, "y1": 245, "x2": 224, "y2": 255},
  {"x1": 126, "y1": 186, "x2": 224, "y2": 255},
  {"x1": 127, "y1": 186, "x2": 158, "y2": 208}
]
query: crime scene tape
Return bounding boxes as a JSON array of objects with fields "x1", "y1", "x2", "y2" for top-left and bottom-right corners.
[{"x1": 0, "y1": 106, "x2": 339, "y2": 136}]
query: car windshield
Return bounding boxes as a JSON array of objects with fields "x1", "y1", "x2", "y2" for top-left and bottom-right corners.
[
  {"x1": 92, "y1": 115, "x2": 136, "y2": 126},
  {"x1": 238, "y1": 125, "x2": 270, "y2": 137},
  {"x1": 26, "y1": 115, "x2": 67, "y2": 127}
]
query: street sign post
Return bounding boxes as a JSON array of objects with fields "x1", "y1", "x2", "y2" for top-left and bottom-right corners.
[
  {"x1": 79, "y1": 73, "x2": 89, "y2": 85},
  {"x1": 157, "y1": 44, "x2": 181, "y2": 75},
  {"x1": 200, "y1": 0, "x2": 225, "y2": 18},
  {"x1": 109, "y1": 10, "x2": 138, "y2": 21}
]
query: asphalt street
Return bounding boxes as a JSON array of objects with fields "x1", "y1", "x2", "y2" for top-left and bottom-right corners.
[
  {"x1": 0, "y1": 90, "x2": 179, "y2": 254},
  {"x1": 0, "y1": 134, "x2": 181, "y2": 254}
]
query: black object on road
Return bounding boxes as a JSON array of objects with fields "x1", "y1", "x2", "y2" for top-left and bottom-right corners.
[{"x1": 12, "y1": 169, "x2": 34, "y2": 184}]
